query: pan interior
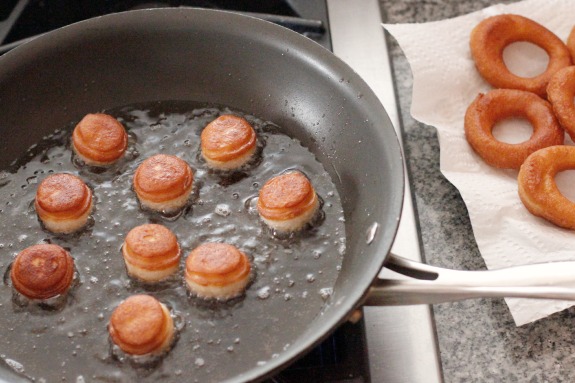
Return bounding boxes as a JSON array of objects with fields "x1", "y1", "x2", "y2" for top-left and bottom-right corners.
[
  {"x1": 0, "y1": 8, "x2": 403, "y2": 382},
  {"x1": 0, "y1": 101, "x2": 347, "y2": 382}
]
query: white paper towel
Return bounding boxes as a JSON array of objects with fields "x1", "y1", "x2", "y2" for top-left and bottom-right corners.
[{"x1": 384, "y1": 0, "x2": 575, "y2": 326}]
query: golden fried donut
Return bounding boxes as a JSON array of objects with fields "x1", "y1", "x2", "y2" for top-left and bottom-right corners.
[
  {"x1": 518, "y1": 145, "x2": 575, "y2": 230},
  {"x1": 547, "y1": 66, "x2": 575, "y2": 141},
  {"x1": 10, "y1": 244, "x2": 75, "y2": 300},
  {"x1": 122, "y1": 224, "x2": 181, "y2": 282},
  {"x1": 184, "y1": 242, "x2": 251, "y2": 300},
  {"x1": 464, "y1": 89, "x2": 564, "y2": 169},
  {"x1": 109, "y1": 294, "x2": 175, "y2": 356},
  {"x1": 567, "y1": 26, "x2": 575, "y2": 63},
  {"x1": 257, "y1": 171, "x2": 320, "y2": 232},
  {"x1": 200, "y1": 115, "x2": 257, "y2": 170},
  {"x1": 470, "y1": 14, "x2": 571, "y2": 97},
  {"x1": 133, "y1": 154, "x2": 194, "y2": 212},
  {"x1": 72, "y1": 113, "x2": 128, "y2": 166},
  {"x1": 35, "y1": 173, "x2": 93, "y2": 233}
]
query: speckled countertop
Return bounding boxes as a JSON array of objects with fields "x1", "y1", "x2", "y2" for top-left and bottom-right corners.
[{"x1": 378, "y1": 0, "x2": 575, "y2": 382}]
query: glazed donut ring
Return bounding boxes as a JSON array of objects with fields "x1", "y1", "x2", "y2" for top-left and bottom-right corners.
[
  {"x1": 470, "y1": 14, "x2": 571, "y2": 97},
  {"x1": 547, "y1": 66, "x2": 575, "y2": 142},
  {"x1": 518, "y1": 145, "x2": 575, "y2": 230},
  {"x1": 464, "y1": 89, "x2": 564, "y2": 169}
]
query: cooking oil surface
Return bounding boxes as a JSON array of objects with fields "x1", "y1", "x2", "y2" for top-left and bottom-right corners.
[{"x1": 0, "y1": 101, "x2": 345, "y2": 382}]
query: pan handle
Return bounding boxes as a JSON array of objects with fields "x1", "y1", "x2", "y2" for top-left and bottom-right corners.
[{"x1": 365, "y1": 253, "x2": 575, "y2": 306}]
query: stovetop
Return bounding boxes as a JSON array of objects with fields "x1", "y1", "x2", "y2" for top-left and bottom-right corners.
[
  {"x1": 0, "y1": 0, "x2": 331, "y2": 54},
  {"x1": 0, "y1": 1, "x2": 443, "y2": 382}
]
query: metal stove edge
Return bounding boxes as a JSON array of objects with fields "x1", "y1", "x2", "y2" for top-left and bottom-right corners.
[{"x1": 326, "y1": 1, "x2": 443, "y2": 382}]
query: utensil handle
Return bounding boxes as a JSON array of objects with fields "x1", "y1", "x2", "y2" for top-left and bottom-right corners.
[{"x1": 365, "y1": 253, "x2": 575, "y2": 306}]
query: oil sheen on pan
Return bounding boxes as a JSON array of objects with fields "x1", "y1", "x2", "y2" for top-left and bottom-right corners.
[{"x1": 0, "y1": 101, "x2": 346, "y2": 382}]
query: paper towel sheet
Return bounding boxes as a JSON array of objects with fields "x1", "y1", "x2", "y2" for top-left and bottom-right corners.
[{"x1": 384, "y1": 0, "x2": 575, "y2": 326}]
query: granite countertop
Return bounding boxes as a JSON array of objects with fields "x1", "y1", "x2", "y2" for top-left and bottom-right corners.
[{"x1": 378, "y1": 0, "x2": 575, "y2": 382}]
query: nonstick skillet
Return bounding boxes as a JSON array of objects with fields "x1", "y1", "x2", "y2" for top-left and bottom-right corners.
[
  {"x1": 0, "y1": 8, "x2": 403, "y2": 382},
  {"x1": 2, "y1": 8, "x2": 575, "y2": 383}
]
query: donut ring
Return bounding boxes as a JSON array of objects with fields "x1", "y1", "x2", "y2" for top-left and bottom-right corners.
[
  {"x1": 109, "y1": 294, "x2": 175, "y2": 356},
  {"x1": 10, "y1": 244, "x2": 75, "y2": 300},
  {"x1": 72, "y1": 113, "x2": 128, "y2": 166},
  {"x1": 518, "y1": 145, "x2": 575, "y2": 230},
  {"x1": 35, "y1": 173, "x2": 94, "y2": 233},
  {"x1": 567, "y1": 26, "x2": 575, "y2": 62},
  {"x1": 464, "y1": 89, "x2": 564, "y2": 169},
  {"x1": 257, "y1": 171, "x2": 320, "y2": 232},
  {"x1": 547, "y1": 66, "x2": 575, "y2": 142},
  {"x1": 184, "y1": 242, "x2": 252, "y2": 300},
  {"x1": 470, "y1": 14, "x2": 571, "y2": 97},
  {"x1": 200, "y1": 115, "x2": 257, "y2": 171},
  {"x1": 122, "y1": 224, "x2": 181, "y2": 282},
  {"x1": 133, "y1": 154, "x2": 194, "y2": 212}
]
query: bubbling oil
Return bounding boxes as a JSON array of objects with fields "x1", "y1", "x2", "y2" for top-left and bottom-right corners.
[{"x1": 0, "y1": 101, "x2": 346, "y2": 382}]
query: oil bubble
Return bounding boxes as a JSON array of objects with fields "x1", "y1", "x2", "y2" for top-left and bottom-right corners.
[
  {"x1": 244, "y1": 195, "x2": 259, "y2": 215},
  {"x1": 257, "y1": 286, "x2": 271, "y2": 300},
  {"x1": 214, "y1": 204, "x2": 231, "y2": 217},
  {"x1": 319, "y1": 288, "x2": 333, "y2": 301}
]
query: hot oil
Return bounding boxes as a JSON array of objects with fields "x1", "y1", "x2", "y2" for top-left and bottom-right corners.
[{"x1": 0, "y1": 101, "x2": 346, "y2": 382}]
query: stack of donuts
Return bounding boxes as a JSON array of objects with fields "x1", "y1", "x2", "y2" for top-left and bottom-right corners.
[
  {"x1": 11, "y1": 112, "x2": 324, "y2": 359},
  {"x1": 466, "y1": 14, "x2": 575, "y2": 230}
]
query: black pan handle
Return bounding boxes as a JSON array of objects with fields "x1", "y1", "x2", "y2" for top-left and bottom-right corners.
[{"x1": 364, "y1": 253, "x2": 575, "y2": 306}]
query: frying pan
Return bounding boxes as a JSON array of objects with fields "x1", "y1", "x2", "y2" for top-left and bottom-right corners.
[{"x1": 2, "y1": 7, "x2": 575, "y2": 383}]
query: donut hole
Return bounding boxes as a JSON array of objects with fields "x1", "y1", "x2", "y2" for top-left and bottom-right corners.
[
  {"x1": 555, "y1": 170, "x2": 575, "y2": 202},
  {"x1": 503, "y1": 42, "x2": 549, "y2": 78},
  {"x1": 492, "y1": 117, "x2": 533, "y2": 144}
]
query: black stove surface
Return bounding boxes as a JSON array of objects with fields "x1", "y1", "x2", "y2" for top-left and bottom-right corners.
[
  {"x1": 0, "y1": 0, "x2": 331, "y2": 54},
  {"x1": 0, "y1": 1, "x2": 369, "y2": 382},
  {"x1": 267, "y1": 320, "x2": 368, "y2": 383}
]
